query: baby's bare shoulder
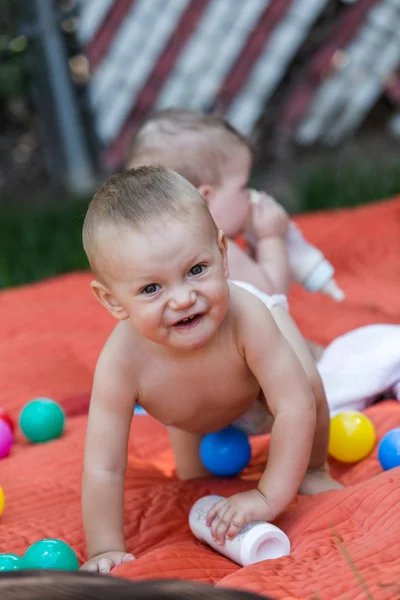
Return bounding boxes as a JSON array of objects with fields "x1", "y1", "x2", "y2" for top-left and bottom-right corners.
[
  {"x1": 229, "y1": 283, "x2": 277, "y2": 340},
  {"x1": 229, "y1": 281, "x2": 273, "y2": 316},
  {"x1": 96, "y1": 321, "x2": 144, "y2": 380},
  {"x1": 90, "y1": 322, "x2": 146, "y2": 413}
]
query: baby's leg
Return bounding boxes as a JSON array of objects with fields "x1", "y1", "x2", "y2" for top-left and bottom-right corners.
[
  {"x1": 270, "y1": 307, "x2": 342, "y2": 494},
  {"x1": 167, "y1": 427, "x2": 210, "y2": 480},
  {"x1": 307, "y1": 340, "x2": 325, "y2": 362}
]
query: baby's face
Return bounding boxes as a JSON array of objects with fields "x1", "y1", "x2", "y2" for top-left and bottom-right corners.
[
  {"x1": 208, "y1": 145, "x2": 252, "y2": 238},
  {"x1": 106, "y1": 210, "x2": 230, "y2": 352}
]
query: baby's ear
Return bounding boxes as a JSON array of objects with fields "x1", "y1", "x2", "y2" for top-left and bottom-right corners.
[
  {"x1": 91, "y1": 280, "x2": 129, "y2": 321},
  {"x1": 217, "y1": 230, "x2": 229, "y2": 279},
  {"x1": 197, "y1": 184, "x2": 215, "y2": 204}
]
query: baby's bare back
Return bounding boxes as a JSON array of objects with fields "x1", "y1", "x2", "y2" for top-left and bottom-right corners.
[{"x1": 120, "y1": 313, "x2": 261, "y2": 434}]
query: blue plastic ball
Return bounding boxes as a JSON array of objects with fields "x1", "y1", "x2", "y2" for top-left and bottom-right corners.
[
  {"x1": 200, "y1": 426, "x2": 251, "y2": 477},
  {"x1": 378, "y1": 428, "x2": 400, "y2": 471}
]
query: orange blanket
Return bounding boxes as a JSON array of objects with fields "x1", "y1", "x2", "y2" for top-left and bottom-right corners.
[{"x1": 1, "y1": 198, "x2": 400, "y2": 599}]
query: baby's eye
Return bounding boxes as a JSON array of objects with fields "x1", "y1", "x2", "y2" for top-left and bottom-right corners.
[
  {"x1": 189, "y1": 264, "x2": 205, "y2": 276},
  {"x1": 141, "y1": 284, "x2": 160, "y2": 295}
]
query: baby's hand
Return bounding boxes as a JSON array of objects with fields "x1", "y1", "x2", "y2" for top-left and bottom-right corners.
[
  {"x1": 250, "y1": 192, "x2": 289, "y2": 240},
  {"x1": 80, "y1": 551, "x2": 135, "y2": 574},
  {"x1": 206, "y1": 489, "x2": 274, "y2": 545}
]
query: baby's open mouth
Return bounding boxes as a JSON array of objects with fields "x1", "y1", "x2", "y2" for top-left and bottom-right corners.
[{"x1": 173, "y1": 314, "x2": 203, "y2": 328}]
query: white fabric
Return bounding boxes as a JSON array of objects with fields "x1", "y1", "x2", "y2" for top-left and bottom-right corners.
[{"x1": 317, "y1": 324, "x2": 400, "y2": 416}]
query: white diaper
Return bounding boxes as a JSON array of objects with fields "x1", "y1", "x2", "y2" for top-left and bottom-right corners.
[
  {"x1": 232, "y1": 398, "x2": 274, "y2": 436},
  {"x1": 231, "y1": 280, "x2": 288, "y2": 312}
]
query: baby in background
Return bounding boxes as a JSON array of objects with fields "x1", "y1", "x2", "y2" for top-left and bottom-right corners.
[
  {"x1": 81, "y1": 166, "x2": 341, "y2": 574},
  {"x1": 126, "y1": 108, "x2": 344, "y2": 303}
]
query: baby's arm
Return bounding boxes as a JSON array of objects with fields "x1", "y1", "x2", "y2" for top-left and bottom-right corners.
[
  {"x1": 246, "y1": 193, "x2": 290, "y2": 295},
  {"x1": 207, "y1": 297, "x2": 317, "y2": 543},
  {"x1": 81, "y1": 345, "x2": 137, "y2": 573}
]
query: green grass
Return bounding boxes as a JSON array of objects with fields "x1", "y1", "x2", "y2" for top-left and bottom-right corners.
[
  {"x1": 297, "y1": 160, "x2": 400, "y2": 212},
  {"x1": 0, "y1": 199, "x2": 90, "y2": 289},
  {"x1": 1, "y1": 160, "x2": 400, "y2": 290}
]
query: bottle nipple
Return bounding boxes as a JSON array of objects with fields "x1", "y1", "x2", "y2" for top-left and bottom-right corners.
[{"x1": 322, "y1": 279, "x2": 345, "y2": 301}]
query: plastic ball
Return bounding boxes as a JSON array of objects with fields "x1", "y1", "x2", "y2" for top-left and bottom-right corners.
[
  {"x1": 0, "y1": 408, "x2": 14, "y2": 433},
  {"x1": 200, "y1": 426, "x2": 251, "y2": 477},
  {"x1": 0, "y1": 419, "x2": 13, "y2": 459},
  {"x1": 0, "y1": 486, "x2": 5, "y2": 516},
  {"x1": 20, "y1": 398, "x2": 65, "y2": 443},
  {"x1": 328, "y1": 411, "x2": 376, "y2": 463},
  {"x1": 378, "y1": 428, "x2": 400, "y2": 471},
  {"x1": 0, "y1": 553, "x2": 27, "y2": 571},
  {"x1": 24, "y1": 539, "x2": 79, "y2": 570}
]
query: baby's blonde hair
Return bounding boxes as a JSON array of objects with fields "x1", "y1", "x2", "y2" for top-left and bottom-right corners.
[
  {"x1": 126, "y1": 109, "x2": 252, "y2": 188},
  {"x1": 82, "y1": 165, "x2": 213, "y2": 276}
]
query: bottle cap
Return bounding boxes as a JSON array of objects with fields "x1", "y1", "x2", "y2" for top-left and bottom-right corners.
[{"x1": 240, "y1": 523, "x2": 291, "y2": 565}]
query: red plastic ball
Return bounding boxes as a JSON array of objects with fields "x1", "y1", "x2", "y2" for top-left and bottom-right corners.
[{"x1": 0, "y1": 409, "x2": 15, "y2": 434}]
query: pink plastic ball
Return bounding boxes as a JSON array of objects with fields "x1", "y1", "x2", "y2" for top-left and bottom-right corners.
[{"x1": 0, "y1": 420, "x2": 13, "y2": 459}]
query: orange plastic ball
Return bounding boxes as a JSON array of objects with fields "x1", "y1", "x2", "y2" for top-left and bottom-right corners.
[{"x1": 328, "y1": 411, "x2": 376, "y2": 463}]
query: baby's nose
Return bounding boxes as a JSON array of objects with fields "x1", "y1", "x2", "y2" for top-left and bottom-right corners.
[{"x1": 169, "y1": 287, "x2": 196, "y2": 310}]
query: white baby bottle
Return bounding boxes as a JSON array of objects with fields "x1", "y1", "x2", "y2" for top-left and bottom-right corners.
[
  {"x1": 248, "y1": 189, "x2": 344, "y2": 301},
  {"x1": 286, "y1": 222, "x2": 344, "y2": 301},
  {"x1": 189, "y1": 495, "x2": 291, "y2": 566}
]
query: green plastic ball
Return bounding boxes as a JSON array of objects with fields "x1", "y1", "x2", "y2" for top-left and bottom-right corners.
[
  {"x1": 24, "y1": 539, "x2": 79, "y2": 570},
  {"x1": 0, "y1": 553, "x2": 27, "y2": 571},
  {"x1": 20, "y1": 398, "x2": 65, "y2": 443}
]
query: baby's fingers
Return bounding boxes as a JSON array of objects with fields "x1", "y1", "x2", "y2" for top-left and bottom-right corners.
[
  {"x1": 252, "y1": 202, "x2": 266, "y2": 219},
  {"x1": 214, "y1": 507, "x2": 239, "y2": 545},
  {"x1": 98, "y1": 558, "x2": 114, "y2": 574},
  {"x1": 210, "y1": 502, "x2": 231, "y2": 544},
  {"x1": 226, "y1": 514, "x2": 245, "y2": 540},
  {"x1": 121, "y1": 553, "x2": 135, "y2": 563},
  {"x1": 81, "y1": 562, "x2": 98, "y2": 572},
  {"x1": 206, "y1": 499, "x2": 226, "y2": 527},
  {"x1": 210, "y1": 503, "x2": 231, "y2": 540}
]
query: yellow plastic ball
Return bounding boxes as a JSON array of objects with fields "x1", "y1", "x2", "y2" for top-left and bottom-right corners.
[
  {"x1": 328, "y1": 411, "x2": 376, "y2": 463},
  {"x1": 0, "y1": 487, "x2": 4, "y2": 517}
]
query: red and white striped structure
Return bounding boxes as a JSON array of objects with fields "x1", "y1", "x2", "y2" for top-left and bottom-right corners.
[
  {"x1": 77, "y1": 0, "x2": 330, "y2": 168},
  {"x1": 77, "y1": 0, "x2": 400, "y2": 170}
]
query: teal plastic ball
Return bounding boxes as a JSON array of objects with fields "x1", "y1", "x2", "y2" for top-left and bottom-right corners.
[
  {"x1": 24, "y1": 539, "x2": 79, "y2": 570},
  {"x1": 0, "y1": 553, "x2": 27, "y2": 571},
  {"x1": 20, "y1": 398, "x2": 65, "y2": 443}
]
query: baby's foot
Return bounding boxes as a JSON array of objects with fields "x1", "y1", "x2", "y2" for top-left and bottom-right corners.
[{"x1": 299, "y1": 464, "x2": 343, "y2": 495}]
